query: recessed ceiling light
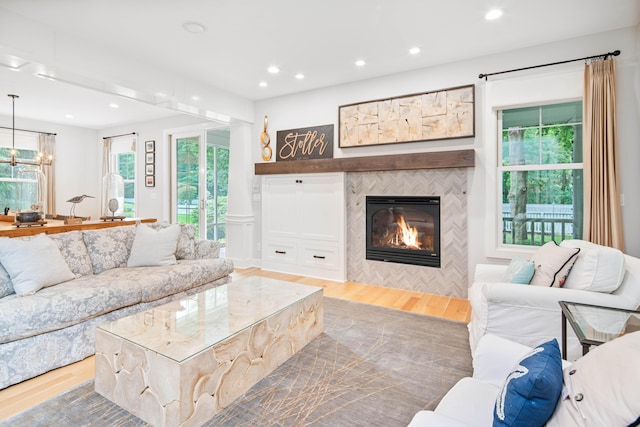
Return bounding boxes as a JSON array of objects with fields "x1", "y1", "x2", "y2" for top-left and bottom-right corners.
[
  {"x1": 109, "y1": 103, "x2": 119, "y2": 109},
  {"x1": 355, "y1": 59, "x2": 366, "y2": 67},
  {"x1": 183, "y1": 21, "x2": 207, "y2": 33},
  {"x1": 259, "y1": 81, "x2": 268, "y2": 87},
  {"x1": 268, "y1": 66, "x2": 280, "y2": 74},
  {"x1": 409, "y1": 47, "x2": 421, "y2": 55},
  {"x1": 191, "y1": 95, "x2": 200, "y2": 101},
  {"x1": 295, "y1": 73, "x2": 305, "y2": 80},
  {"x1": 485, "y1": 9, "x2": 503, "y2": 20},
  {"x1": 65, "y1": 114, "x2": 74, "y2": 119}
]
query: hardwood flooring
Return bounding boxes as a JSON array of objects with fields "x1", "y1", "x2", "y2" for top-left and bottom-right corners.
[{"x1": 0, "y1": 268, "x2": 471, "y2": 420}]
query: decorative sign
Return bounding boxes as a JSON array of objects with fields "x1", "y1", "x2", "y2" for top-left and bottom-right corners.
[
  {"x1": 338, "y1": 84, "x2": 474, "y2": 148},
  {"x1": 276, "y1": 124, "x2": 334, "y2": 161}
]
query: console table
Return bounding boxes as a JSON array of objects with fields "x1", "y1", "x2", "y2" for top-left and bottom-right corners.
[{"x1": 0, "y1": 217, "x2": 156, "y2": 238}]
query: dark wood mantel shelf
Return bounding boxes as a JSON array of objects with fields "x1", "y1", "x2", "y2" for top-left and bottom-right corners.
[{"x1": 254, "y1": 149, "x2": 474, "y2": 175}]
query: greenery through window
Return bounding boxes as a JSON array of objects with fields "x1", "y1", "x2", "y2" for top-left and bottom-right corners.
[
  {"x1": 0, "y1": 132, "x2": 39, "y2": 211},
  {"x1": 499, "y1": 101, "x2": 583, "y2": 246},
  {"x1": 117, "y1": 152, "x2": 135, "y2": 218}
]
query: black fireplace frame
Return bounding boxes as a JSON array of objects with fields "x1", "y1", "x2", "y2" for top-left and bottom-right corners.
[{"x1": 365, "y1": 195, "x2": 441, "y2": 268}]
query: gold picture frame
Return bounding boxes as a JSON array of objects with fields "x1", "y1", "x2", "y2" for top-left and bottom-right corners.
[{"x1": 338, "y1": 84, "x2": 474, "y2": 148}]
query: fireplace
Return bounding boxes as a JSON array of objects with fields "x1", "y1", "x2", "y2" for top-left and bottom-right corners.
[{"x1": 365, "y1": 196, "x2": 440, "y2": 267}]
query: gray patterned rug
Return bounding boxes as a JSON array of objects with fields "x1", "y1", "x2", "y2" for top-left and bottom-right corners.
[{"x1": 3, "y1": 297, "x2": 472, "y2": 427}]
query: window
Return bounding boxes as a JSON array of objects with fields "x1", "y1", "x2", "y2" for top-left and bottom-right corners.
[
  {"x1": 498, "y1": 101, "x2": 583, "y2": 247},
  {"x1": 110, "y1": 137, "x2": 136, "y2": 218},
  {"x1": 0, "y1": 131, "x2": 39, "y2": 209}
]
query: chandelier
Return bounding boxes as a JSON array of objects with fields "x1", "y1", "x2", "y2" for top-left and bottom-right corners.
[{"x1": 2, "y1": 94, "x2": 53, "y2": 167}]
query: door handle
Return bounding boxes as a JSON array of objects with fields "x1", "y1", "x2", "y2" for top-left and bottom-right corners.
[{"x1": 313, "y1": 255, "x2": 326, "y2": 259}]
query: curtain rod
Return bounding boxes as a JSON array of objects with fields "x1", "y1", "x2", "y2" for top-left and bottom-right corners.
[
  {"x1": 478, "y1": 50, "x2": 621, "y2": 80},
  {"x1": 0, "y1": 125, "x2": 56, "y2": 136},
  {"x1": 102, "y1": 132, "x2": 137, "y2": 140}
]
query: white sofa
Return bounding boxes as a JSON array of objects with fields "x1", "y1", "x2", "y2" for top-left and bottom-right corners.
[
  {"x1": 0, "y1": 222, "x2": 234, "y2": 389},
  {"x1": 408, "y1": 333, "x2": 640, "y2": 427},
  {"x1": 467, "y1": 240, "x2": 640, "y2": 360}
]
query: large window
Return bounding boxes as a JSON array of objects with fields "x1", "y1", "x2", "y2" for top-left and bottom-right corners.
[
  {"x1": 110, "y1": 137, "x2": 136, "y2": 218},
  {"x1": 0, "y1": 131, "x2": 39, "y2": 208},
  {"x1": 499, "y1": 101, "x2": 583, "y2": 246}
]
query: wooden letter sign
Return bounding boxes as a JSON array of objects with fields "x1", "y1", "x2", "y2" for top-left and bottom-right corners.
[{"x1": 276, "y1": 124, "x2": 334, "y2": 161}]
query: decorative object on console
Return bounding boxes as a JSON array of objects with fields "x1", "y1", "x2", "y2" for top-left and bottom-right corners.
[
  {"x1": 99, "y1": 173, "x2": 125, "y2": 221},
  {"x1": 276, "y1": 124, "x2": 334, "y2": 161},
  {"x1": 145, "y1": 140, "x2": 155, "y2": 187},
  {"x1": 1, "y1": 94, "x2": 54, "y2": 167},
  {"x1": 261, "y1": 115, "x2": 272, "y2": 161},
  {"x1": 338, "y1": 84, "x2": 474, "y2": 148},
  {"x1": 65, "y1": 194, "x2": 94, "y2": 224},
  {"x1": 13, "y1": 167, "x2": 47, "y2": 227}
]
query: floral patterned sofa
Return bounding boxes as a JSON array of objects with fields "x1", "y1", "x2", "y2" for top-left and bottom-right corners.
[{"x1": 0, "y1": 222, "x2": 234, "y2": 389}]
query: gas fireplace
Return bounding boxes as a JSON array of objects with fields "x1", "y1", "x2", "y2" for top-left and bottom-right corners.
[{"x1": 366, "y1": 196, "x2": 440, "y2": 267}]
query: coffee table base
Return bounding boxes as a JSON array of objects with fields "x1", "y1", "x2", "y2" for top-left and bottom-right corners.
[{"x1": 95, "y1": 291, "x2": 323, "y2": 427}]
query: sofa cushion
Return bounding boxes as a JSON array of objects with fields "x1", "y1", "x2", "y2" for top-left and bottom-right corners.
[
  {"x1": 0, "y1": 234, "x2": 75, "y2": 295},
  {"x1": 82, "y1": 225, "x2": 136, "y2": 274},
  {"x1": 529, "y1": 241, "x2": 580, "y2": 287},
  {"x1": 494, "y1": 339, "x2": 563, "y2": 427},
  {"x1": 48, "y1": 230, "x2": 94, "y2": 277},
  {"x1": 99, "y1": 258, "x2": 234, "y2": 302},
  {"x1": 127, "y1": 224, "x2": 180, "y2": 267},
  {"x1": 0, "y1": 263, "x2": 13, "y2": 298},
  {"x1": 549, "y1": 331, "x2": 640, "y2": 427},
  {"x1": 559, "y1": 240, "x2": 625, "y2": 293},
  {"x1": 0, "y1": 273, "x2": 142, "y2": 344},
  {"x1": 502, "y1": 257, "x2": 535, "y2": 284},
  {"x1": 149, "y1": 222, "x2": 196, "y2": 260}
]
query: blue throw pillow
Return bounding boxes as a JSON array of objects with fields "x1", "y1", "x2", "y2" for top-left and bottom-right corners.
[
  {"x1": 502, "y1": 256, "x2": 535, "y2": 284},
  {"x1": 494, "y1": 339, "x2": 563, "y2": 427}
]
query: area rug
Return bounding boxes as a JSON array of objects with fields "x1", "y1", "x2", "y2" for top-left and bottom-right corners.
[{"x1": 3, "y1": 297, "x2": 472, "y2": 427}]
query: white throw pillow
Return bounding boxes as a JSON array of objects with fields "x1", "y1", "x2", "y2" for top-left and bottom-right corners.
[
  {"x1": 127, "y1": 224, "x2": 180, "y2": 267},
  {"x1": 559, "y1": 240, "x2": 625, "y2": 293},
  {"x1": 0, "y1": 233, "x2": 75, "y2": 295},
  {"x1": 530, "y1": 241, "x2": 580, "y2": 287},
  {"x1": 548, "y1": 331, "x2": 640, "y2": 427}
]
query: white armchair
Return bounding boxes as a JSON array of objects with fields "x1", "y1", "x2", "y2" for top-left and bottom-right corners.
[{"x1": 467, "y1": 240, "x2": 640, "y2": 360}]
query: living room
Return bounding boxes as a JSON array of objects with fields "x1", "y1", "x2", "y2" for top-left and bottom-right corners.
[{"x1": 1, "y1": 1, "x2": 639, "y2": 425}]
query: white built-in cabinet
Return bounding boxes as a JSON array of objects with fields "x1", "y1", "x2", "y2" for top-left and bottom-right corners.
[{"x1": 261, "y1": 172, "x2": 345, "y2": 281}]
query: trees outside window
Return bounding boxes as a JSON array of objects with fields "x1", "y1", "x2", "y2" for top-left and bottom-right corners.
[{"x1": 499, "y1": 101, "x2": 583, "y2": 246}]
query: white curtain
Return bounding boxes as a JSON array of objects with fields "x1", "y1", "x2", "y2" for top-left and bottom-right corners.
[{"x1": 38, "y1": 133, "x2": 56, "y2": 216}]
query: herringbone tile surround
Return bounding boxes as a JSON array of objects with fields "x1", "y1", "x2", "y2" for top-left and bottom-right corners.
[{"x1": 346, "y1": 168, "x2": 468, "y2": 298}]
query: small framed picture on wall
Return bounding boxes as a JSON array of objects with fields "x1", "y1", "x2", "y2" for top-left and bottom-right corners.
[
  {"x1": 145, "y1": 175, "x2": 155, "y2": 187},
  {"x1": 145, "y1": 164, "x2": 154, "y2": 175},
  {"x1": 145, "y1": 153, "x2": 155, "y2": 164},
  {"x1": 145, "y1": 140, "x2": 155, "y2": 152}
]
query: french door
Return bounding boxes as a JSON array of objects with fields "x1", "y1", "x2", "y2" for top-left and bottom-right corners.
[{"x1": 171, "y1": 128, "x2": 229, "y2": 242}]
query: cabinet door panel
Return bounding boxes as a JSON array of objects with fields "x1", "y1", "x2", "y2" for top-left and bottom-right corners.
[
  {"x1": 300, "y1": 245, "x2": 340, "y2": 271},
  {"x1": 263, "y1": 241, "x2": 298, "y2": 265},
  {"x1": 299, "y1": 175, "x2": 343, "y2": 241},
  {"x1": 263, "y1": 176, "x2": 299, "y2": 237}
]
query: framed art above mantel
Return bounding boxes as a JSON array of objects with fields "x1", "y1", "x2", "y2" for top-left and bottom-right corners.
[{"x1": 338, "y1": 84, "x2": 475, "y2": 148}]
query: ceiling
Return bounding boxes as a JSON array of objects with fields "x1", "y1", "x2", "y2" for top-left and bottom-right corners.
[{"x1": 0, "y1": 0, "x2": 638, "y2": 129}]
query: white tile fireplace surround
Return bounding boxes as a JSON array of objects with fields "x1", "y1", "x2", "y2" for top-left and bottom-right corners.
[{"x1": 346, "y1": 168, "x2": 468, "y2": 299}]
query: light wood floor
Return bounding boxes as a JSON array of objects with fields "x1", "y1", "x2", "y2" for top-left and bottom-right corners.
[{"x1": 0, "y1": 268, "x2": 471, "y2": 420}]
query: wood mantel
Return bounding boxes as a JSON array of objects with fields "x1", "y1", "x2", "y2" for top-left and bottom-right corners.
[{"x1": 254, "y1": 149, "x2": 474, "y2": 175}]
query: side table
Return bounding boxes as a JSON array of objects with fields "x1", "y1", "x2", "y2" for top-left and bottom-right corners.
[{"x1": 559, "y1": 300, "x2": 640, "y2": 359}]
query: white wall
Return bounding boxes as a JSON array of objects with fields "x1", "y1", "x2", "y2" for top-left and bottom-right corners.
[{"x1": 251, "y1": 26, "x2": 640, "y2": 282}]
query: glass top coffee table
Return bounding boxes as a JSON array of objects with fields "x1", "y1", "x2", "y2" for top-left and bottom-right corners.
[
  {"x1": 95, "y1": 276, "x2": 323, "y2": 426},
  {"x1": 559, "y1": 300, "x2": 640, "y2": 359}
]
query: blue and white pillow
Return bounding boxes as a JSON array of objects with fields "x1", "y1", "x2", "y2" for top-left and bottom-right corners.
[
  {"x1": 494, "y1": 339, "x2": 563, "y2": 427},
  {"x1": 502, "y1": 256, "x2": 535, "y2": 284}
]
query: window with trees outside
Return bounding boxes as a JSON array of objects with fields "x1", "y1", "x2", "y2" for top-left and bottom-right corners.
[
  {"x1": 0, "y1": 131, "x2": 38, "y2": 210},
  {"x1": 499, "y1": 101, "x2": 583, "y2": 247},
  {"x1": 110, "y1": 137, "x2": 136, "y2": 218}
]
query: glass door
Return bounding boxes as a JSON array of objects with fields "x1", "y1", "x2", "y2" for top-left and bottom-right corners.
[{"x1": 171, "y1": 128, "x2": 229, "y2": 242}]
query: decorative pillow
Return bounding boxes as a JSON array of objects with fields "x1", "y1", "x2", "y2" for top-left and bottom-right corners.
[
  {"x1": 82, "y1": 225, "x2": 136, "y2": 274},
  {"x1": 559, "y1": 240, "x2": 625, "y2": 293},
  {"x1": 149, "y1": 222, "x2": 196, "y2": 260},
  {"x1": 494, "y1": 339, "x2": 563, "y2": 427},
  {"x1": 127, "y1": 224, "x2": 180, "y2": 267},
  {"x1": 0, "y1": 262, "x2": 14, "y2": 298},
  {"x1": 48, "y1": 230, "x2": 94, "y2": 277},
  {"x1": 549, "y1": 331, "x2": 640, "y2": 427},
  {"x1": 0, "y1": 234, "x2": 75, "y2": 295},
  {"x1": 502, "y1": 256, "x2": 535, "y2": 284},
  {"x1": 529, "y1": 241, "x2": 580, "y2": 287}
]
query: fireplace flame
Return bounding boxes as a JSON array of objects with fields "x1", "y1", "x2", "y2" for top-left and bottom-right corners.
[{"x1": 395, "y1": 215, "x2": 422, "y2": 249}]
